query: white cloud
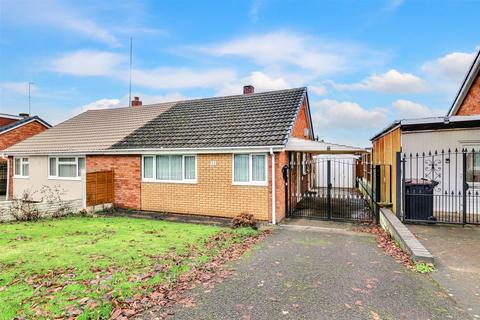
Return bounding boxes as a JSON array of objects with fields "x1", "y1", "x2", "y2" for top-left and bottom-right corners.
[
  {"x1": 73, "y1": 98, "x2": 121, "y2": 115},
  {"x1": 393, "y1": 99, "x2": 444, "y2": 119},
  {"x1": 131, "y1": 67, "x2": 237, "y2": 90},
  {"x1": 0, "y1": 81, "x2": 37, "y2": 96},
  {"x1": 384, "y1": 0, "x2": 405, "y2": 12},
  {"x1": 216, "y1": 71, "x2": 290, "y2": 96},
  {"x1": 333, "y1": 69, "x2": 427, "y2": 93},
  {"x1": 249, "y1": 0, "x2": 263, "y2": 21},
  {"x1": 1, "y1": 0, "x2": 120, "y2": 46},
  {"x1": 50, "y1": 50, "x2": 126, "y2": 76},
  {"x1": 308, "y1": 85, "x2": 327, "y2": 96},
  {"x1": 194, "y1": 31, "x2": 362, "y2": 76},
  {"x1": 311, "y1": 99, "x2": 389, "y2": 130},
  {"x1": 422, "y1": 51, "x2": 477, "y2": 81}
]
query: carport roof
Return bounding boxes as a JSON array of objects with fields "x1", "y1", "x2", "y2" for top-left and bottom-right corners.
[{"x1": 285, "y1": 138, "x2": 365, "y2": 154}]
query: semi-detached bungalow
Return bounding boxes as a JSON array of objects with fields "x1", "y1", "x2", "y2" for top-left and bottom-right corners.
[{"x1": 5, "y1": 86, "x2": 357, "y2": 223}]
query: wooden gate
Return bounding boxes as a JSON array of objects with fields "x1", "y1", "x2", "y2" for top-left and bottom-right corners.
[{"x1": 86, "y1": 171, "x2": 114, "y2": 206}]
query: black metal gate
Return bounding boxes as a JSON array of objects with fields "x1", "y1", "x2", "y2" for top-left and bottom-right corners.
[
  {"x1": 287, "y1": 156, "x2": 375, "y2": 222},
  {"x1": 400, "y1": 149, "x2": 479, "y2": 225}
]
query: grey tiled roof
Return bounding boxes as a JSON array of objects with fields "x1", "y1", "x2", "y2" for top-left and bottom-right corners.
[
  {"x1": 5, "y1": 104, "x2": 173, "y2": 154},
  {"x1": 112, "y1": 87, "x2": 306, "y2": 149}
]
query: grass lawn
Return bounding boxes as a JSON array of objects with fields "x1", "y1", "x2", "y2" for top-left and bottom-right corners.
[{"x1": 0, "y1": 216, "x2": 258, "y2": 319}]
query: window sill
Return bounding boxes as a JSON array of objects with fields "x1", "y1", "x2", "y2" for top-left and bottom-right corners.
[
  {"x1": 142, "y1": 179, "x2": 197, "y2": 184},
  {"x1": 232, "y1": 182, "x2": 268, "y2": 187},
  {"x1": 48, "y1": 177, "x2": 82, "y2": 181},
  {"x1": 13, "y1": 176, "x2": 29, "y2": 179}
]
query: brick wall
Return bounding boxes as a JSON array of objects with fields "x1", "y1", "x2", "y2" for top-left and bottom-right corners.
[
  {"x1": 0, "y1": 120, "x2": 48, "y2": 151},
  {"x1": 274, "y1": 151, "x2": 288, "y2": 222},
  {"x1": 456, "y1": 72, "x2": 480, "y2": 115},
  {"x1": 291, "y1": 100, "x2": 311, "y2": 139},
  {"x1": 0, "y1": 117, "x2": 18, "y2": 127},
  {"x1": 141, "y1": 154, "x2": 270, "y2": 220},
  {"x1": 86, "y1": 155, "x2": 141, "y2": 210}
]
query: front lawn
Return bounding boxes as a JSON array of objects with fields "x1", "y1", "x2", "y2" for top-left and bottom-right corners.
[{"x1": 0, "y1": 216, "x2": 259, "y2": 319}]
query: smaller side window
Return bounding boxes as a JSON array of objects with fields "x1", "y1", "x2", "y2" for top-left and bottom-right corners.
[
  {"x1": 49, "y1": 157, "x2": 57, "y2": 176},
  {"x1": 14, "y1": 157, "x2": 29, "y2": 177}
]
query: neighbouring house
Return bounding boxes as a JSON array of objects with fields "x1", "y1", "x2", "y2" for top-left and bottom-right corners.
[
  {"x1": 447, "y1": 49, "x2": 480, "y2": 116},
  {"x1": 0, "y1": 113, "x2": 51, "y2": 200},
  {"x1": 370, "y1": 50, "x2": 480, "y2": 225}
]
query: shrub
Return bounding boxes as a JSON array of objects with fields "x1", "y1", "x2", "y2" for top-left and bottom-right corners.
[
  {"x1": 231, "y1": 213, "x2": 257, "y2": 229},
  {"x1": 40, "y1": 185, "x2": 72, "y2": 218},
  {"x1": 8, "y1": 189, "x2": 40, "y2": 221}
]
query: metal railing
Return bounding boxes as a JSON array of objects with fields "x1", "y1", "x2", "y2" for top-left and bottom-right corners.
[{"x1": 400, "y1": 149, "x2": 479, "y2": 225}]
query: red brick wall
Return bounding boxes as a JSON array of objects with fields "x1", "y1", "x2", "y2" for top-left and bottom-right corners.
[
  {"x1": 291, "y1": 100, "x2": 311, "y2": 139},
  {"x1": 274, "y1": 151, "x2": 288, "y2": 222},
  {"x1": 0, "y1": 120, "x2": 49, "y2": 151},
  {"x1": 456, "y1": 73, "x2": 480, "y2": 115},
  {"x1": 86, "y1": 155, "x2": 141, "y2": 210},
  {"x1": 0, "y1": 117, "x2": 18, "y2": 127}
]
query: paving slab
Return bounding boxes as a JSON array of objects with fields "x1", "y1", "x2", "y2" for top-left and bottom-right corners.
[
  {"x1": 408, "y1": 224, "x2": 480, "y2": 318},
  {"x1": 161, "y1": 228, "x2": 468, "y2": 320}
]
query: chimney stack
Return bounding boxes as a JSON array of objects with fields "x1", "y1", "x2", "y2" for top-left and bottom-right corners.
[
  {"x1": 131, "y1": 96, "x2": 142, "y2": 107},
  {"x1": 19, "y1": 112, "x2": 30, "y2": 118},
  {"x1": 243, "y1": 85, "x2": 254, "y2": 94}
]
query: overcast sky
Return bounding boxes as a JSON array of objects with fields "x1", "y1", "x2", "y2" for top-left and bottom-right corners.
[{"x1": 0, "y1": 0, "x2": 478, "y2": 147}]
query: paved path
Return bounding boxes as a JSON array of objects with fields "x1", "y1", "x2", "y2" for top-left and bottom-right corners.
[
  {"x1": 168, "y1": 228, "x2": 468, "y2": 320},
  {"x1": 408, "y1": 224, "x2": 480, "y2": 318}
]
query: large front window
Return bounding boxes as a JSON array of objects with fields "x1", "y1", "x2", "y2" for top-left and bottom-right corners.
[
  {"x1": 49, "y1": 156, "x2": 85, "y2": 179},
  {"x1": 14, "y1": 157, "x2": 29, "y2": 177},
  {"x1": 143, "y1": 155, "x2": 197, "y2": 183},
  {"x1": 233, "y1": 154, "x2": 267, "y2": 185}
]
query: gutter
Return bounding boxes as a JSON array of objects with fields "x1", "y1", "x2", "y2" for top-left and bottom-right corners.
[{"x1": 4, "y1": 145, "x2": 287, "y2": 157}]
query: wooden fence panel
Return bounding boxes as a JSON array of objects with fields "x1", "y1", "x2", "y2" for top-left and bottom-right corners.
[{"x1": 86, "y1": 171, "x2": 114, "y2": 206}]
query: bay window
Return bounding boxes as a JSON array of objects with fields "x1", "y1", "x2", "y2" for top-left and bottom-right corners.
[
  {"x1": 143, "y1": 155, "x2": 197, "y2": 183},
  {"x1": 48, "y1": 156, "x2": 85, "y2": 179},
  {"x1": 233, "y1": 153, "x2": 267, "y2": 185},
  {"x1": 14, "y1": 157, "x2": 29, "y2": 177}
]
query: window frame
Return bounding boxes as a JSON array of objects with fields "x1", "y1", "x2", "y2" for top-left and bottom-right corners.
[
  {"x1": 13, "y1": 157, "x2": 29, "y2": 178},
  {"x1": 232, "y1": 153, "x2": 268, "y2": 186},
  {"x1": 48, "y1": 156, "x2": 85, "y2": 181},
  {"x1": 142, "y1": 154, "x2": 197, "y2": 184},
  {"x1": 466, "y1": 150, "x2": 480, "y2": 186}
]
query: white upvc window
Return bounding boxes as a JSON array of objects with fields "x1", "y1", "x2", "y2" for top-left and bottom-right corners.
[
  {"x1": 48, "y1": 156, "x2": 85, "y2": 180},
  {"x1": 142, "y1": 155, "x2": 197, "y2": 183},
  {"x1": 14, "y1": 157, "x2": 29, "y2": 178},
  {"x1": 232, "y1": 153, "x2": 268, "y2": 186},
  {"x1": 467, "y1": 151, "x2": 480, "y2": 184}
]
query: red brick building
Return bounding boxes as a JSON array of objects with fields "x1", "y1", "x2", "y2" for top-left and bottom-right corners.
[
  {"x1": 448, "y1": 49, "x2": 480, "y2": 116},
  {"x1": 0, "y1": 113, "x2": 51, "y2": 198}
]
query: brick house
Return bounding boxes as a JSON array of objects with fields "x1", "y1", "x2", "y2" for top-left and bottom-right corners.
[
  {"x1": 0, "y1": 113, "x2": 51, "y2": 199},
  {"x1": 5, "y1": 87, "x2": 322, "y2": 223},
  {"x1": 448, "y1": 49, "x2": 480, "y2": 116}
]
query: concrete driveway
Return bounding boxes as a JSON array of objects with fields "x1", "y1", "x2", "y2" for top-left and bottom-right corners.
[
  {"x1": 408, "y1": 224, "x2": 480, "y2": 318},
  {"x1": 157, "y1": 228, "x2": 468, "y2": 320}
]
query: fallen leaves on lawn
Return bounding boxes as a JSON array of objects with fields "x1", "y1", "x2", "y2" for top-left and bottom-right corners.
[
  {"x1": 112, "y1": 230, "x2": 270, "y2": 319},
  {"x1": 354, "y1": 226, "x2": 415, "y2": 270}
]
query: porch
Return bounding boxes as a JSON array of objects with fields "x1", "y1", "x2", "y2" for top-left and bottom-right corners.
[{"x1": 283, "y1": 138, "x2": 373, "y2": 223}]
